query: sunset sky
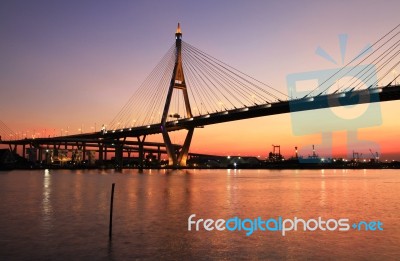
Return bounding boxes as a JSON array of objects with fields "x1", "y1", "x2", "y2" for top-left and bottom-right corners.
[{"x1": 1, "y1": 0, "x2": 399, "y2": 160}]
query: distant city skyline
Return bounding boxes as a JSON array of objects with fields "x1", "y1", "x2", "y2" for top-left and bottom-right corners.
[{"x1": 1, "y1": 0, "x2": 399, "y2": 160}]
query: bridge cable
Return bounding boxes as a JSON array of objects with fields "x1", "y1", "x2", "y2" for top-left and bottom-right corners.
[{"x1": 304, "y1": 23, "x2": 400, "y2": 98}]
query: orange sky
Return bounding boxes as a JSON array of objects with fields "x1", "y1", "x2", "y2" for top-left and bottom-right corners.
[{"x1": 143, "y1": 100, "x2": 400, "y2": 161}]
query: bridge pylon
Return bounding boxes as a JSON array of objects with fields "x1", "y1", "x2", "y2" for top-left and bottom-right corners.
[{"x1": 161, "y1": 23, "x2": 194, "y2": 167}]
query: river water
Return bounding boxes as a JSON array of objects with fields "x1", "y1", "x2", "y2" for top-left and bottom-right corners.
[{"x1": 0, "y1": 169, "x2": 399, "y2": 260}]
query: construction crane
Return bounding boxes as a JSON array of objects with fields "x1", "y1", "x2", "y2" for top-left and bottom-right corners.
[
  {"x1": 352, "y1": 151, "x2": 363, "y2": 161},
  {"x1": 268, "y1": 145, "x2": 283, "y2": 162},
  {"x1": 369, "y1": 149, "x2": 379, "y2": 162},
  {"x1": 272, "y1": 145, "x2": 281, "y2": 156}
]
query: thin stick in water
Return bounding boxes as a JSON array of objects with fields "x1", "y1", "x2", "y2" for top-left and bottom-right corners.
[{"x1": 109, "y1": 183, "x2": 115, "y2": 240}]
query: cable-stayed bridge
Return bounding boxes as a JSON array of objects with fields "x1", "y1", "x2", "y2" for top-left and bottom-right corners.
[{"x1": 1, "y1": 23, "x2": 400, "y2": 167}]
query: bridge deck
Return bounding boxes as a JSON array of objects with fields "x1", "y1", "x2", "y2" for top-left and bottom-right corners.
[{"x1": 1, "y1": 84, "x2": 399, "y2": 144}]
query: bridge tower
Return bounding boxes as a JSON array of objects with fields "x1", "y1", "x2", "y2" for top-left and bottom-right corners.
[{"x1": 161, "y1": 23, "x2": 194, "y2": 167}]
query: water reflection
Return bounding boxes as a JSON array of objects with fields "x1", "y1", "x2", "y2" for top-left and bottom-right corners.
[
  {"x1": 320, "y1": 170, "x2": 326, "y2": 207},
  {"x1": 41, "y1": 169, "x2": 53, "y2": 230},
  {"x1": 0, "y1": 169, "x2": 399, "y2": 260},
  {"x1": 111, "y1": 169, "x2": 195, "y2": 259}
]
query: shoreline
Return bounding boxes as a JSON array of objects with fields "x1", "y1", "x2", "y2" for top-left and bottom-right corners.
[{"x1": 2, "y1": 163, "x2": 400, "y2": 171}]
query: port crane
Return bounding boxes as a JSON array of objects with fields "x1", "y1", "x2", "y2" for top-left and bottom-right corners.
[{"x1": 369, "y1": 149, "x2": 379, "y2": 162}]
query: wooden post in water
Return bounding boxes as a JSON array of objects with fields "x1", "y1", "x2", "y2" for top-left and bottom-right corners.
[{"x1": 109, "y1": 183, "x2": 115, "y2": 240}]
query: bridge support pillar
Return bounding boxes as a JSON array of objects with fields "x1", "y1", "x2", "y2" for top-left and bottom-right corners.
[
  {"x1": 137, "y1": 135, "x2": 146, "y2": 168},
  {"x1": 115, "y1": 144, "x2": 123, "y2": 168},
  {"x1": 160, "y1": 24, "x2": 194, "y2": 167},
  {"x1": 82, "y1": 144, "x2": 86, "y2": 162},
  {"x1": 9, "y1": 144, "x2": 17, "y2": 153},
  {"x1": 114, "y1": 138, "x2": 126, "y2": 169},
  {"x1": 161, "y1": 127, "x2": 194, "y2": 167},
  {"x1": 98, "y1": 143, "x2": 104, "y2": 163},
  {"x1": 161, "y1": 127, "x2": 178, "y2": 167},
  {"x1": 38, "y1": 148, "x2": 42, "y2": 163},
  {"x1": 177, "y1": 127, "x2": 194, "y2": 166}
]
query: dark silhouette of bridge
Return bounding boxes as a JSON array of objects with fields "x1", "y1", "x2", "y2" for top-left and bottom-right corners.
[{"x1": 1, "y1": 23, "x2": 400, "y2": 167}]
